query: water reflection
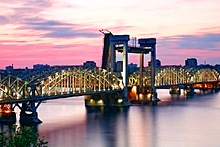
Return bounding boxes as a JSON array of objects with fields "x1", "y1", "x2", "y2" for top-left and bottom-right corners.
[
  {"x1": 2, "y1": 91, "x2": 220, "y2": 147},
  {"x1": 85, "y1": 107, "x2": 130, "y2": 147},
  {"x1": 0, "y1": 122, "x2": 14, "y2": 135}
]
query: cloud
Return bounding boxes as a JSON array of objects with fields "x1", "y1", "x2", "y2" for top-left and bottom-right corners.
[
  {"x1": 159, "y1": 33, "x2": 220, "y2": 50},
  {"x1": 0, "y1": 40, "x2": 27, "y2": 44},
  {"x1": 21, "y1": 18, "x2": 100, "y2": 38},
  {"x1": 2, "y1": 0, "x2": 51, "y2": 20},
  {"x1": 44, "y1": 28, "x2": 100, "y2": 38},
  {"x1": 0, "y1": 15, "x2": 9, "y2": 24},
  {"x1": 199, "y1": 26, "x2": 220, "y2": 32},
  {"x1": 157, "y1": 33, "x2": 220, "y2": 65},
  {"x1": 1, "y1": 0, "x2": 100, "y2": 43}
]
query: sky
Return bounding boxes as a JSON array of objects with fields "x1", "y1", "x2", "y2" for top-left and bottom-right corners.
[{"x1": 0, "y1": 0, "x2": 220, "y2": 69}]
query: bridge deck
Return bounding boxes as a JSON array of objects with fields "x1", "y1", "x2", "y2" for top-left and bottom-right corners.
[{"x1": 0, "y1": 90, "x2": 122, "y2": 105}]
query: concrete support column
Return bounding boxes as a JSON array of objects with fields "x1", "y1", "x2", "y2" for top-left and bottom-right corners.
[
  {"x1": 184, "y1": 84, "x2": 195, "y2": 97},
  {"x1": 139, "y1": 53, "x2": 144, "y2": 93},
  {"x1": 151, "y1": 44, "x2": 157, "y2": 104},
  {"x1": 110, "y1": 43, "x2": 116, "y2": 72},
  {"x1": 20, "y1": 102, "x2": 42, "y2": 124},
  {"x1": 122, "y1": 42, "x2": 129, "y2": 102}
]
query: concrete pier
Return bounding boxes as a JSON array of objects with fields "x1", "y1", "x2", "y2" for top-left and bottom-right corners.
[{"x1": 84, "y1": 91, "x2": 131, "y2": 107}]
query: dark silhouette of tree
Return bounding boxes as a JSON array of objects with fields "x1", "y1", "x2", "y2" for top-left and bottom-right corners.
[{"x1": 0, "y1": 125, "x2": 48, "y2": 147}]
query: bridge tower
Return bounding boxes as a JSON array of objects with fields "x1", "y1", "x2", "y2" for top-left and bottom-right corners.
[
  {"x1": 100, "y1": 31, "x2": 131, "y2": 105},
  {"x1": 138, "y1": 38, "x2": 158, "y2": 105},
  {"x1": 109, "y1": 34, "x2": 130, "y2": 104},
  {"x1": 81, "y1": 31, "x2": 130, "y2": 107},
  {"x1": 101, "y1": 31, "x2": 113, "y2": 70}
]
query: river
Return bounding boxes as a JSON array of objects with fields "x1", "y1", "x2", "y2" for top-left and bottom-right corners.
[{"x1": 6, "y1": 89, "x2": 220, "y2": 147}]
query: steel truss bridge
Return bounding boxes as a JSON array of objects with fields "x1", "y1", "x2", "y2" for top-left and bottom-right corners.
[
  {"x1": 0, "y1": 65, "x2": 220, "y2": 103},
  {"x1": 0, "y1": 65, "x2": 219, "y2": 123},
  {"x1": 0, "y1": 67, "x2": 122, "y2": 123},
  {"x1": 0, "y1": 67, "x2": 123, "y2": 102},
  {"x1": 129, "y1": 65, "x2": 220, "y2": 88}
]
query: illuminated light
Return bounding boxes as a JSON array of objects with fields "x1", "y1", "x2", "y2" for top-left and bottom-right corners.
[
  {"x1": 97, "y1": 100, "x2": 103, "y2": 105},
  {"x1": 16, "y1": 92, "x2": 21, "y2": 99},
  {"x1": 139, "y1": 93, "x2": 143, "y2": 99},
  {"x1": 131, "y1": 86, "x2": 137, "y2": 93},
  {"x1": 90, "y1": 99, "x2": 94, "y2": 103},
  {"x1": 118, "y1": 99, "x2": 123, "y2": 103},
  {"x1": 147, "y1": 93, "x2": 152, "y2": 99},
  {"x1": 1, "y1": 104, "x2": 12, "y2": 113},
  {"x1": 119, "y1": 80, "x2": 124, "y2": 89},
  {"x1": 4, "y1": 110, "x2": 11, "y2": 114},
  {"x1": 25, "y1": 111, "x2": 32, "y2": 114}
]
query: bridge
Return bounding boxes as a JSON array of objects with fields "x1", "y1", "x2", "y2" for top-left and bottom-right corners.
[
  {"x1": 0, "y1": 67, "x2": 123, "y2": 123},
  {"x1": 0, "y1": 32, "x2": 220, "y2": 123},
  {"x1": 128, "y1": 65, "x2": 220, "y2": 103}
]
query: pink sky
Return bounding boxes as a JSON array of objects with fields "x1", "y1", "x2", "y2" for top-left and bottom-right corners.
[{"x1": 0, "y1": 0, "x2": 220, "y2": 69}]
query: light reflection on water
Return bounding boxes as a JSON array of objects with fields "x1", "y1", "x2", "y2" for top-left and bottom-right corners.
[{"x1": 2, "y1": 89, "x2": 220, "y2": 147}]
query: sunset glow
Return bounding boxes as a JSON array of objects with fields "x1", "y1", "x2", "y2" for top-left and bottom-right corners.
[{"x1": 0, "y1": 0, "x2": 220, "y2": 68}]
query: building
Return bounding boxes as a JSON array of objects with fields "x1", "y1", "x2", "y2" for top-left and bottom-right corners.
[
  {"x1": 83, "y1": 61, "x2": 96, "y2": 68},
  {"x1": 185, "y1": 58, "x2": 197, "y2": 67},
  {"x1": 148, "y1": 59, "x2": 161, "y2": 68},
  {"x1": 115, "y1": 61, "x2": 138, "y2": 75},
  {"x1": 116, "y1": 61, "x2": 123, "y2": 72},
  {"x1": 0, "y1": 69, "x2": 6, "y2": 74},
  {"x1": 33, "y1": 64, "x2": 50, "y2": 70},
  {"x1": 5, "y1": 64, "x2": 14, "y2": 73},
  {"x1": 128, "y1": 63, "x2": 138, "y2": 75},
  {"x1": 215, "y1": 64, "x2": 220, "y2": 72}
]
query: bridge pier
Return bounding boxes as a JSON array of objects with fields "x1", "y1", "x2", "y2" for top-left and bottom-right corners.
[
  {"x1": 85, "y1": 91, "x2": 130, "y2": 107},
  {"x1": 19, "y1": 102, "x2": 42, "y2": 124},
  {"x1": 213, "y1": 83, "x2": 219, "y2": 93},
  {"x1": 169, "y1": 86, "x2": 181, "y2": 95},
  {"x1": 127, "y1": 86, "x2": 160, "y2": 105},
  {"x1": 184, "y1": 85, "x2": 195, "y2": 97},
  {"x1": 138, "y1": 38, "x2": 159, "y2": 105}
]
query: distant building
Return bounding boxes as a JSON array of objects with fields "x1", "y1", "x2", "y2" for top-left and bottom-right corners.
[
  {"x1": 33, "y1": 64, "x2": 50, "y2": 70},
  {"x1": 5, "y1": 64, "x2": 14, "y2": 73},
  {"x1": 83, "y1": 61, "x2": 96, "y2": 68},
  {"x1": 0, "y1": 69, "x2": 6, "y2": 74},
  {"x1": 215, "y1": 64, "x2": 220, "y2": 72},
  {"x1": 116, "y1": 61, "x2": 123, "y2": 72},
  {"x1": 185, "y1": 58, "x2": 197, "y2": 67},
  {"x1": 148, "y1": 59, "x2": 161, "y2": 68},
  {"x1": 115, "y1": 61, "x2": 138, "y2": 75},
  {"x1": 128, "y1": 63, "x2": 138, "y2": 75}
]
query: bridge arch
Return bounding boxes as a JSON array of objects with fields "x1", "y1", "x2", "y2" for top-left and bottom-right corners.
[
  {"x1": 155, "y1": 66, "x2": 188, "y2": 87},
  {"x1": 128, "y1": 68, "x2": 151, "y2": 87},
  {"x1": 128, "y1": 66, "x2": 190, "y2": 87},
  {"x1": 189, "y1": 65, "x2": 220, "y2": 83},
  {"x1": 33, "y1": 67, "x2": 122, "y2": 97},
  {"x1": 0, "y1": 75, "x2": 30, "y2": 100}
]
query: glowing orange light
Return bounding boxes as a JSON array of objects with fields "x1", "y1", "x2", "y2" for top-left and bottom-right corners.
[
  {"x1": 0, "y1": 104, "x2": 12, "y2": 113},
  {"x1": 131, "y1": 86, "x2": 137, "y2": 94}
]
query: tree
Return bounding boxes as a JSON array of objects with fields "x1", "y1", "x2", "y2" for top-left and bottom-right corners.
[{"x1": 0, "y1": 125, "x2": 48, "y2": 147}]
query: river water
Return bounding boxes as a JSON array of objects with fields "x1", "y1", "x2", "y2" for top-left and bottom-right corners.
[{"x1": 7, "y1": 90, "x2": 220, "y2": 147}]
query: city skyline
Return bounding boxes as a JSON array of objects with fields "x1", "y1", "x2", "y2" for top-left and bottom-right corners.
[{"x1": 0, "y1": 0, "x2": 220, "y2": 68}]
